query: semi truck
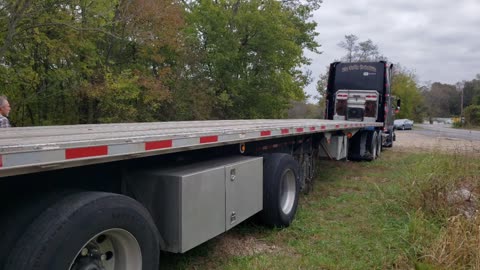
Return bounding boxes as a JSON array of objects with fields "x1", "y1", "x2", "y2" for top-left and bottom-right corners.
[
  {"x1": 325, "y1": 61, "x2": 400, "y2": 160},
  {"x1": 1, "y1": 121, "x2": 385, "y2": 268}
]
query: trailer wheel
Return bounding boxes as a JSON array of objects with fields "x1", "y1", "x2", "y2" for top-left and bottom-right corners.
[
  {"x1": 0, "y1": 190, "x2": 79, "y2": 269},
  {"x1": 260, "y1": 153, "x2": 300, "y2": 227},
  {"x1": 5, "y1": 192, "x2": 160, "y2": 270}
]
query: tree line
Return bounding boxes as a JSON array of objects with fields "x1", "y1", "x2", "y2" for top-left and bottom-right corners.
[{"x1": 0, "y1": 0, "x2": 321, "y2": 126}]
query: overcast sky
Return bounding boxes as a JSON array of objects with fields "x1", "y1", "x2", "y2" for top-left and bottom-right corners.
[{"x1": 304, "y1": 0, "x2": 480, "y2": 101}]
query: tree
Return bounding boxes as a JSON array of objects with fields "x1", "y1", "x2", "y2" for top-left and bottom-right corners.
[
  {"x1": 356, "y1": 39, "x2": 379, "y2": 61},
  {"x1": 462, "y1": 75, "x2": 480, "y2": 107},
  {"x1": 1, "y1": 0, "x2": 323, "y2": 125},
  {"x1": 0, "y1": 0, "x2": 185, "y2": 126},
  {"x1": 422, "y1": 82, "x2": 460, "y2": 118},
  {"x1": 391, "y1": 66, "x2": 424, "y2": 122},
  {"x1": 315, "y1": 65, "x2": 330, "y2": 114},
  {"x1": 337, "y1": 34, "x2": 358, "y2": 62},
  {"x1": 337, "y1": 34, "x2": 386, "y2": 62},
  {"x1": 185, "y1": 0, "x2": 321, "y2": 119},
  {"x1": 287, "y1": 101, "x2": 322, "y2": 119},
  {"x1": 464, "y1": 105, "x2": 480, "y2": 126}
]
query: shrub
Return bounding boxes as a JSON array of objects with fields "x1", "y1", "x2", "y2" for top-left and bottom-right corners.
[{"x1": 464, "y1": 105, "x2": 480, "y2": 126}]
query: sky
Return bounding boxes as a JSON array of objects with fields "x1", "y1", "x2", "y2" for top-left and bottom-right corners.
[{"x1": 304, "y1": 0, "x2": 480, "y2": 102}]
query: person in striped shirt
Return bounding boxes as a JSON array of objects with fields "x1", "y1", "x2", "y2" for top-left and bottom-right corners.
[{"x1": 0, "y1": 95, "x2": 11, "y2": 128}]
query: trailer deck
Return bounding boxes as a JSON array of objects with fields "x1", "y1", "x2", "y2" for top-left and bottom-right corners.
[{"x1": 0, "y1": 119, "x2": 382, "y2": 177}]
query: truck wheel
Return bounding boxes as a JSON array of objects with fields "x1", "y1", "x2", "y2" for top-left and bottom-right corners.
[
  {"x1": 365, "y1": 131, "x2": 378, "y2": 161},
  {"x1": 384, "y1": 131, "x2": 394, "y2": 148},
  {"x1": 260, "y1": 153, "x2": 300, "y2": 227},
  {"x1": 5, "y1": 192, "x2": 160, "y2": 270},
  {"x1": 376, "y1": 131, "x2": 382, "y2": 158}
]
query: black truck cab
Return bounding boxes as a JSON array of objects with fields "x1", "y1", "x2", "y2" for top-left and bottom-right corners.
[{"x1": 325, "y1": 61, "x2": 398, "y2": 147}]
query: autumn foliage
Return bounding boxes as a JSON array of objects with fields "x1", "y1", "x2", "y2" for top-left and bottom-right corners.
[{"x1": 0, "y1": 0, "x2": 321, "y2": 126}]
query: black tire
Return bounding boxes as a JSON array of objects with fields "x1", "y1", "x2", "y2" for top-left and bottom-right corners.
[
  {"x1": 0, "y1": 190, "x2": 79, "y2": 269},
  {"x1": 376, "y1": 131, "x2": 382, "y2": 158},
  {"x1": 260, "y1": 153, "x2": 300, "y2": 227},
  {"x1": 384, "y1": 130, "x2": 394, "y2": 148},
  {"x1": 5, "y1": 192, "x2": 160, "y2": 270},
  {"x1": 365, "y1": 131, "x2": 378, "y2": 161}
]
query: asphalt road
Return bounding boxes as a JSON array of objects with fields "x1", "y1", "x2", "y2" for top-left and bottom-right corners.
[{"x1": 405, "y1": 124, "x2": 480, "y2": 141}]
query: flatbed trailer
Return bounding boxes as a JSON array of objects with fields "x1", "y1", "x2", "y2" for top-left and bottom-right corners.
[{"x1": 0, "y1": 119, "x2": 383, "y2": 270}]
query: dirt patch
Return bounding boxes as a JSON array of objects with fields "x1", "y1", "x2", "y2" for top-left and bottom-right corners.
[
  {"x1": 394, "y1": 132, "x2": 480, "y2": 156},
  {"x1": 211, "y1": 231, "x2": 282, "y2": 257}
]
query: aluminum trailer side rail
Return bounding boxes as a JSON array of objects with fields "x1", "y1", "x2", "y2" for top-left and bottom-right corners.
[{"x1": 0, "y1": 119, "x2": 382, "y2": 177}]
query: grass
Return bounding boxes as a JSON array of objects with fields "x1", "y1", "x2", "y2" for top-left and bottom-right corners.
[{"x1": 160, "y1": 150, "x2": 480, "y2": 270}]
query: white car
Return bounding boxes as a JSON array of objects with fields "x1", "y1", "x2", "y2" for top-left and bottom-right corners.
[{"x1": 394, "y1": 119, "x2": 413, "y2": 130}]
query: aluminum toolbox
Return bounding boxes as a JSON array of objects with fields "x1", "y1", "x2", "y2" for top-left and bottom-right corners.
[{"x1": 125, "y1": 156, "x2": 263, "y2": 253}]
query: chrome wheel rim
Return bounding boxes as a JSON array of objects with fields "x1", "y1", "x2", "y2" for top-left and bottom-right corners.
[
  {"x1": 280, "y1": 169, "x2": 296, "y2": 214},
  {"x1": 69, "y1": 228, "x2": 142, "y2": 270}
]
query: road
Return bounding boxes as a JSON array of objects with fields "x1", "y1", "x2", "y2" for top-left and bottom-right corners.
[{"x1": 410, "y1": 124, "x2": 480, "y2": 141}]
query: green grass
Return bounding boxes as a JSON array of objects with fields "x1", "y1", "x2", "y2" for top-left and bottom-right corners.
[{"x1": 160, "y1": 151, "x2": 480, "y2": 270}]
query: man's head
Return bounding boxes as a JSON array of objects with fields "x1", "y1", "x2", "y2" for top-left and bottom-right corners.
[{"x1": 0, "y1": 96, "x2": 11, "y2": 117}]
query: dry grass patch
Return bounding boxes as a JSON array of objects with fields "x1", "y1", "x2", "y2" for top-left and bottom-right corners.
[{"x1": 424, "y1": 214, "x2": 480, "y2": 269}]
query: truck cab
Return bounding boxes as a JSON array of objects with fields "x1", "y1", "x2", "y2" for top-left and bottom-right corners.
[{"x1": 325, "y1": 61, "x2": 397, "y2": 147}]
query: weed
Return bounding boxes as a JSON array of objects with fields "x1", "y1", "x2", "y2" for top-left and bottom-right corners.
[{"x1": 424, "y1": 214, "x2": 480, "y2": 269}]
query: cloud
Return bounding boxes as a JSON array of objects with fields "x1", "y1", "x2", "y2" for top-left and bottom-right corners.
[{"x1": 304, "y1": 0, "x2": 480, "y2": 101}]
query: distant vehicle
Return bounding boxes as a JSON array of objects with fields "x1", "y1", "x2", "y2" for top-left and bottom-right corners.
[{"x1": 394, "y1": 119, "x2": 413, "y2": 130}]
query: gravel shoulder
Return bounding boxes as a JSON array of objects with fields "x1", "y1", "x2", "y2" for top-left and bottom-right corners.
[{"x1": 393, "y1": 131, "x2": 480, "y2": 156}]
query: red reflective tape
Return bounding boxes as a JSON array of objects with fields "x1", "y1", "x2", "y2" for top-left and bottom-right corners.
[
  {"x1": 261, "y1": 131, "x2": 271, "y2": 136},
  {"x1": 66, "y1": 146, "x2": 108, "y2": 159},
  {"x1": 0, "y1": 155, "x2": 3, "y2": 167},
  {"x1": 310, "y1": 127, "x2": 316, "y2": 131},
  {"x1": 200, "y1": 136, "x2": 218, "y2": 144},
  {"x1": 321, "y1": 126, "x2": 326, "y2": 130},
  {"x1": 145, "y1": 140, "x2": 173, "y2": 151},
  {"x1": 296, "y1": 128, "x2": 304, "y2": 133},
  {"x1": 281, "y1": 129, "x2": 289, "y2": 134},
  {"x1": 344, "y1": 124, "x2": 348, "y2": 128},
  {"x1": 335, "y1": 125, "x2": 340, "y2": 128}
]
